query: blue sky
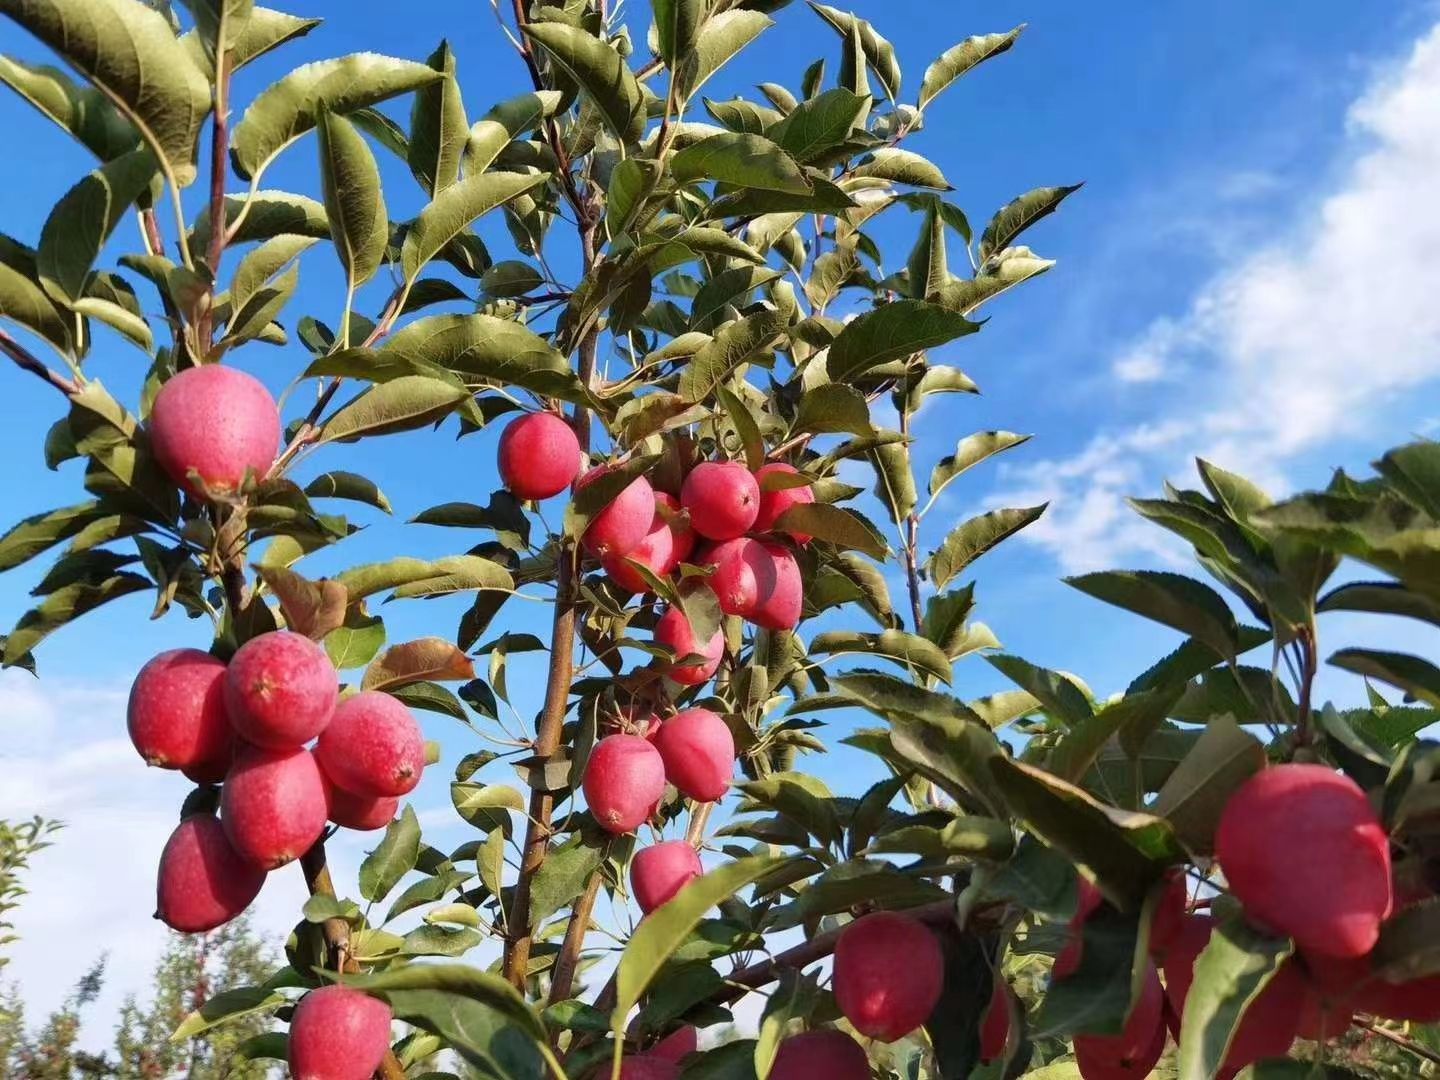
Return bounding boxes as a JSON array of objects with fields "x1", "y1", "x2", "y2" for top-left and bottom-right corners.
[{"x1": 2, "y1": 0, "x2": 1440, "y2": 1038}]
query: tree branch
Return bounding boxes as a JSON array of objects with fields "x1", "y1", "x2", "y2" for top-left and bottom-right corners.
[
  {"x1": 549, "y1": 868, "x2": 602, "y2": 1005},
  {"x1": 504, "y1": 217, "x2": 601, "y2": 987},
  {"x1": 0, "y1": 329, "x2": 78, "y2": 398}
]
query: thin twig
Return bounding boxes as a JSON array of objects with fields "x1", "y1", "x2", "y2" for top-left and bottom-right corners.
[
  {"x1": 1366, "y1": 1021, "x2": 1440, "y2": 1067},
  {"x1": 550, "y1": 869, "x2": 603, "y2": 1005},
  {"x1": 0, "y1": 328, "x2": 79, "y2": 397}
]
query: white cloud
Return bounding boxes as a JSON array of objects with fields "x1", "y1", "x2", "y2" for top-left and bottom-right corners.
[
  {"x1": 0, "y1": 670, "x2": 460, "y2": 1053},
  {"x1": 997, "y1": 22, "x2": 1440, "y2": 572}
]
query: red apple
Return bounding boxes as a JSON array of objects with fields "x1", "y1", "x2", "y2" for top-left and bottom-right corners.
[
  {"x1": 149, "y1": 364, "x2": 280, "y2": 497},
  {"x1": 156, "y1": 814, "x2": 266, "y2": 933},
  {"x1": 681, "y1": 461, "x2": 759, "y2": 540},
  {"x1": 127, "y1": 648, "x2": 233, "y2": 774},
  {"x1": 833, "y1": 912, "x2": 944, "y2": 1041},
  {"x1": 753, "y1": 462, "x2": 815, "y2": 543},
  {"x1": 498, "y1": 412, "x2": 582, "y2": 500}
]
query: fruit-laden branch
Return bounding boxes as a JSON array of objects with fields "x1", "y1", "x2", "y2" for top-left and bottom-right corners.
[
  {"x1": 301, "y1": 841, "x2": 407, "y2": 1080},
  {"x1": 0, "y1": 328, "x2": 78, "y2": 397},
  {"x1": 503, "y1": 215, "x2": 602, "y2": 986}
]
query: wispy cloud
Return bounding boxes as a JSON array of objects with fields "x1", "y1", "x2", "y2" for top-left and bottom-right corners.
[{"x1": 995, "y1": 22, "x2": 1440, "y2": 572}]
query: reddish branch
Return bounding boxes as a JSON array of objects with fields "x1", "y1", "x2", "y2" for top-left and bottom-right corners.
[
  {"x1": 0, "y1": 328, "x2": 78, "y2": 397},
  {"x1": 504, "y1": 216, "x2": 601, "y2": 987}
]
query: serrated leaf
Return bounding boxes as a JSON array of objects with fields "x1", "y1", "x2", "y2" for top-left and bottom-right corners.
[
  {"x1": 678, "y1": 307, "x2": 786, "y2": 403},
  {"x1": 337, "y1": 555, "x2": 513, "y2": 601},
  {"x1": 316, "y1": 110, "x2": 387, "y2": 293},
  {"x1": 360, "y1": 804, "x2": 421, "y2": 902},
  {"x1": 1067, "y1": 570, "x2": 1241, "y2": 664},
  {"x1": 807, "y1": 2, "x2": 901, "y2": 100},
  {"x1": 324, "y1": 614, "x2": 385, "y2": 670},
  {"x1": 676, "y1": 9, "x2": 773, "y2": 100},
  {"x1": 38, "y1": 148, "x2": 157, "y2": 304},
  {"x1": 826, "y1": 299, "x2": 979, "y2": 381},
  {"x1": 1330, "y1": 648, "x2": 1440, "y2": 709},
  {"x1": 775, "y1": 503, "x2": 886, "y2": 558},
  {"x1": 929, "y1": 431, "x2": 1031, "y2": 502},
  {"x1": 304, "y1": 471, "x2": 391, "y2": 514},
  {"x1": 231, "y1": 53, "x2": 443, "y2": 180},
  {"x1": 1178, "y1": 921, "x2": 1293, "y2": 1080},
  {"x1": 0, "y1": 0, "x2": 211, "y2": 184},
  {"x1": 612, "y1": 855, "x2": 781, "y2": 1027},
  {"x1": 0, "y1": 239, "x2": 73, "y2": 353},
  {"x1": 463, "y1": 89, "x2": 562, "y2": 175},
  {"x1": 0, "y1": 55, "x2": 138, "y2": 160},
  {"x1": 319, "y1": 376, "x2": 469, "y2": 443},
  {"x1": 978, "y1": 183, "x2": 1082, "y2": 262},
  {"x1": 927, "y1": 505, "x2": 1046, "y2": 590},
  {"x1": 935, "y1": 246, "x2": 1055, "y2": 316},
  {"x1": 851, "y1": 147, "x2": 949, "y2": 189},
  {"x1": 672, "y1": 132, "x2": 810, "y2": 194},
  {"x1": 1151, "y1": 714, "x2": 1265, "y2": 855},
  {"x1": 986, "y1": 653, "x2": 1092, "y2": 727},
  {"x1": 654, "y1": 0, "x2": 704, "y2": 65},
  {"x1": 792, "y1": 383, "x2": 873, "y2": 436},
  {"x1": 810, "y1": 629, "x2": 952, "y2": 684},
  {"x1": 918, "y1": 26, "x2": 1024, "y2": 110},
  {"x1": 767, "y1": 87, "x2": 867, "y2": 164},
  {"x1": 401, "y1": 170, "x2": 548, "y2": 281},
  {"x1": 523, "y1": 21, "x2": 644, "y2": 142},
  {"x1": 409, "y1": 40, "x2": 467, "y2": 196},
  {"x1": 4, "y1": 573, "x2": 149, "y2": 666}
]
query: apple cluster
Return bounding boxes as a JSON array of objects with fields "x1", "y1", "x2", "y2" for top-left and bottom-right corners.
[
  {"x1": 1026, "y1": 763, "x2": 1428, "y2": 1079},
  {"x1": 132, "y1": 632, "x2": 426, "y2": 935}
]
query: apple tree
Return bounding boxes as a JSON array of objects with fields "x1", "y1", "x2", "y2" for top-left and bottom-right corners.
[{"x1": 1, "y1": 0, "x2": 1439, "y2": 1078}]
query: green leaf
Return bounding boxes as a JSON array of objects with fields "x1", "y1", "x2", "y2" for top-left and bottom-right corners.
[
  {"x1": 807, "y1": 2, "x2": 901, "y2": 100},
  {"x1": 324, "y1": 614, "x2": 386, "y2": 670},
  {"x1": 336, "y1": 555, "x2": 513, "y2": 601},
  {"x1": 1151, "y1": 714, "x2": 1266, "y2": 855},
  {"x1": 978, "y1": 184, "x2": 1082, "y2": 262},
  {"x1": 230, "y1": 234, "x2": 315, "y2": 315},
  {"x1": 905, "y1": 199, "x2": 947, "y2": 299},
  {"x1": 918, "y1": 26, "x2": 1025, "y2": 110},
  {"x1": 935, "y1": 246, "x2": 1055, "y2": 316},
  {"x1": 170, "y1": 986, "x2": 285, "y2": 1041},
  {"x1": 676, "y1": 9, "x2": 774, "y2": 100},
  {"x1": 929, "y1": 431, "x2": 1031, "y2": 502},
  {"x1": 0, "y1": 55, "x2": 138, "y2": 160},
  {"x1": 528, "y1": 832, "x2": 604, "y2": 929},
  {"x1": 4, "y1": 573, "x2": 150, "y2": 666},
  {"x1": 463, "y1": 90, "x2": 562, "y2": 175},
  {"x1": 986, "y1": 654, "x2": 1093, "y2": 727},
  {"x1": 223, "y1": 261, "x2": 297, "y2": 346},
  {"x1": 774, "y1": 503, "x2": 887, "y2": 559},
  {"x1": 186, "y1": 6, "x2": 319, "y2": 75},
  {"x1": 0, "y1": 503, "x2": 102, "y2": 573},
  {"x1": 679, "y1": 307, "x2": 787, "y2": 403},
  {"x1": 316, "y1": 110, "x2": 387, "y2": 293},
  {"x1": 450, "y1": 781, "x2": 524, "y2": 834},
  {"x1": 360, "y1": 804, "x2": 421, "y2": 903},
  {"x1": 1048, "y1": 686, "x2": 1184, "y2": 786},
  {"x1": 1318, "y1": 581, "x2": 1440, "y2": 630},
  {"x1": 851, "y1": 148, "x2": 950, "y2": 189},
  {"x1": 672, "y1": 133, "x2": 810, "y2": 194},
  {"x1": 382, "y1": 314, "x2": 583, "y2": 402},
  {"x1": 319, "y1": 376, "x2": 469, "y2": 443},
  {"x1": 304, "y1": 471, "x2": 392, "y2": 514},
  {"x1": 612, "y1": 855, "x2": 781, "y2": 1028},
  {"x1": 767, "y1": 87, "x2": 868, "y2": 164},
  {"x1": 928, "y1": 506, "x2": 1046, "y2": 590},
  {"x1": 0, "y1": 238, "x2": 73, "y2": 352},
  {"x1": 1068, "y1": 570, "x2": 1241, "y2": 664},
  {"x1": 0, "y1": 0, "x2": 211, "y2": 184},
  {"x1": 1178, "y1": 920, "x2": 1294, "y2": 1080},
  {"x1": 809, "y1": 629, "x2": 952, "y2": 684},
  {"x1": 1375, "y1": 440, "x2": 1440, "y2": 518},
  {"x1": 792, "y1": 383, "x2": 873, "y2": 436},
  {"x1": 522, "y1": 22, "x2": 644, "y2": 142},
  {"x1": 1330, "y1": 648, "x2": 1440, "y2": 709},
  {"x1": 408, "y1": 40, "x2": 468, "y2": 196},
  {"x1": 231, "y1": 54, "x2": 443, "y2": 181},
  {"x1": 654, "y1": 0, "x2": 704, "y2": 65},
  {"x1": 988, "y1": 755, "x2": 1178, "y2": 908},
  {"x1": 401, "y1": 170, "x2": 549, "y2": 282},
  {"x1": 38, "y1": 148, "x2": 157, "y2": 304},
  {"x1": 193, "y1": 190, "x2": 330, "y2": 250},
  {"x1": 691, "y1": 266, "x2": 781, "y2": 330},
  {"x1": 826, "y1": 299, "x2": 980, "y2": 382},
  {"x1": 1371, "y1": 899, "x2": 1440, "y2": 981},
  {"x1": 340, "y1": 962, "x2": 548, "y2": 1076}
]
